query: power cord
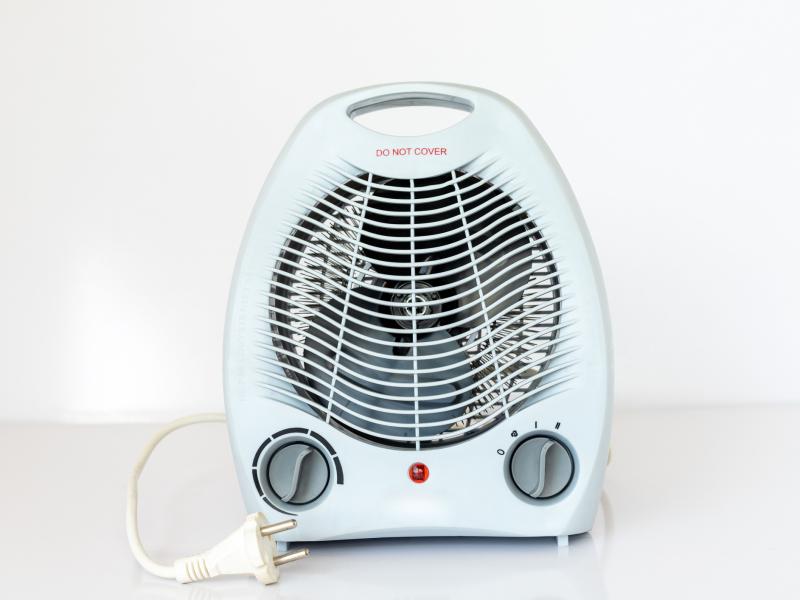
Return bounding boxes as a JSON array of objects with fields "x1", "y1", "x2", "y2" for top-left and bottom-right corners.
[{"x1": 126, "y1": 413, "x2": 309, "y2": 585}]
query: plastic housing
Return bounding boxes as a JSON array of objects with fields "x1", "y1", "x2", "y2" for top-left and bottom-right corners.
[{"x1": 224, "y1": 82, "x2": 613, "y2": 542}]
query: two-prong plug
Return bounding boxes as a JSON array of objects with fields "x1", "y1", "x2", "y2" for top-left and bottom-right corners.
[{"x1": 173, "y1": 513, "x2": 308, "y2": 585}]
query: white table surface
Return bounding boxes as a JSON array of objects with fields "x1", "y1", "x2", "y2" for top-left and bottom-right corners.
[{"x1": 1, "y1": 405, "x2": 798, "y2": 599}]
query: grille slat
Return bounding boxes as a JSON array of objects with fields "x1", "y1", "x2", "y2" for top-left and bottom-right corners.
[
  {"x1": 451, "y1": 170, "x2": 508, "y2": 419},
  {"x1": 271, "y1": 257, "x2": 556, "y2": 320},
  {"x1": 323, "y1": 172, "x2": 372, "y2": 423},
  {"x1": 256, "y1": 372, "x2": 578, "y2": 444},
  {"x1": 257, "y1": 357, "x2": 577, "y2": 420},
  {"x1": 275, "y1": 215, "x2": 541, "y2": 269},
  {"x1": 260, "y1": 300, "x2": 572, "y2": 361},
  {"x1": 267, "y1": 164, "x2": 571, "y2": 447},
  {"x1": 266, "y1": 271, "x2": 563, "y2": 337},
  {"x1": 262, "y1": 322, "x2": 573, "y2": 379},
  {"x1": 285, "y1": 193, "x2": 528, "y2": 240},
  {"x1": 409, "y1": 179, "x2": 421, "y2": 447},
  {"x1": 258, "y1": 335, "x2": 568, "y2": 398},
  {"x1": 318, "y1": 160, "x2": 502, "y2": 195},
  {"x1": 303, "y1": 179, "x2": 522, "y2": 225}
]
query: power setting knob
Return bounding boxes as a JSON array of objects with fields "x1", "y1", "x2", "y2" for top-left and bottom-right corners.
[
  {"x1": 510, "y1": 436, "x2": 574, "y2": 499},
  {"x1": 266, "y1": 442, "x2": 331, "y2": 505}
]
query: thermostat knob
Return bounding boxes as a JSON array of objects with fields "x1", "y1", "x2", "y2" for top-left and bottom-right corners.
[
  {"x1": 266, "y1": 442, "x2": 330, "y2": 505},
  {"x1": 510, "y1": 436, "x2": 574, "y2": 499}
]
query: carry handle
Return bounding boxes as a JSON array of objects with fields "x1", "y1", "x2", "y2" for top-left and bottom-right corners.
[
  {"x1": 347, "y1": 91, "x2": 474, "y2": 119},
  {"x1": 337, "y1": 83, "x2": 495, "y2": 138}
]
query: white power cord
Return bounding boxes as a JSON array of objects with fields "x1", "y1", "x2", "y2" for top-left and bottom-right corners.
[{"x1": 126, "y1": 413, "x2": 309, "y2": 585}]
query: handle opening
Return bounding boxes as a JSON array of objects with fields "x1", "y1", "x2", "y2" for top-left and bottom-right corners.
[{"x1": 347, "y1": 92, "x2": 473, "y2": 137}]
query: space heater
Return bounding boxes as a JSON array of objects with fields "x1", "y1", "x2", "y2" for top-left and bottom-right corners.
[{"x1": 224, "y1": 83, "x2": 612, "y2": 546}]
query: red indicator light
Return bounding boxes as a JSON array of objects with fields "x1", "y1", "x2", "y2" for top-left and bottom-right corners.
[{"x1": 408, "y1": 462, "x2": 429, "y2": 483}]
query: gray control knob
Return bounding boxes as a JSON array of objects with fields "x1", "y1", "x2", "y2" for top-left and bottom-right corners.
[
  {"x1": 510, "y1": 436, "x2": 574, "y2": 499},
  {"x1": 267, "y1": 442, "x2": 330, "y2": 505}
]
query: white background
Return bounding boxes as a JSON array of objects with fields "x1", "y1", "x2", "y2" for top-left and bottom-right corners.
[{"x1": 2, "y1": 0, "x2": 799, "y2": 422}]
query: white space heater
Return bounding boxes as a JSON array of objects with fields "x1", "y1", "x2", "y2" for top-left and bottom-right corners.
[{"x1": 224, "y1": 82, "x2": 612, "y2": 545}]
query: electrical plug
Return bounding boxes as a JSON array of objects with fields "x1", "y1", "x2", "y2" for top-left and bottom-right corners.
[{"x1": 173, "y1": 514, "x2": 308, "y2": 585}]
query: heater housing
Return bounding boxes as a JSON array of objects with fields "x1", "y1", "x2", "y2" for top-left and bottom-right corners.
[{"x1": 224, "y1": 82, "x2": 612, "y2": 543}]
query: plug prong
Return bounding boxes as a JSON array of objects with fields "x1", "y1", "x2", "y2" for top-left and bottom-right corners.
[
  {"x1": 259, "y1": 519, "x2": 297, "y2": 537},
  {"x1": 273, "y1": 548, "x2": 310, "y2": 567}
]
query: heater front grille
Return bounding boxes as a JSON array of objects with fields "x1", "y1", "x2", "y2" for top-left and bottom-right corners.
[{"x1": 265, "y1": 165, "x2": 570, "y2": 448}]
